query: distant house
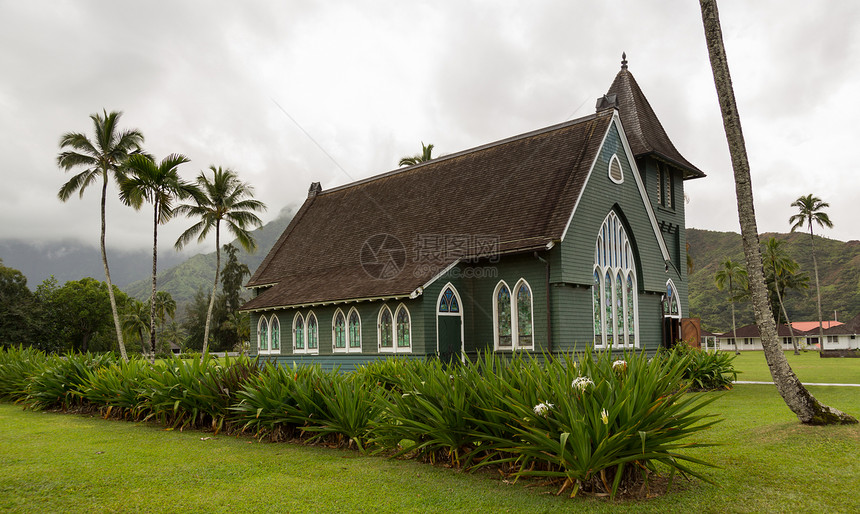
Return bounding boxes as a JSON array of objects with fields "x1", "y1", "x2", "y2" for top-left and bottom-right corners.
[
  {"x1": 717, "y1": 323, "x2": 805, "y2": 352},
  {"x1": 823, "y1": 312, "x2": 860, "y2": 350},
  {"x1": 240, "y1": 57, "x2": 706, "y2": 370}
]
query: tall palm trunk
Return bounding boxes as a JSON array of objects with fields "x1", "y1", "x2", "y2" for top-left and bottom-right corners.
[
  {"x1": 149, "y1": 201, "x2": 159, "y2": 363},
  {"x1": 202, "y1": 222, "x2": 220, "y2": 360},
  {"x1": 773, "y1": 277, "x2": 799, "y2": 355},
  {"x1": 808, "y1": 227, "x2": 826, "y2": 354},
  {"x1": 101, "y1": 176, "x2": 128, "y2": 361},
  {"x1": 699, "y1": 0, "x2": 855, "y2": 424},
  {"x1": 729, "y1": 293, "x2": 739, "y2": 355}
]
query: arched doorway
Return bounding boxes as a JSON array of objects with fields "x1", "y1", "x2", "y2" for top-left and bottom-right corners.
[{"x1": 436, "y1": 283, "x2": 463, "y2": 364}]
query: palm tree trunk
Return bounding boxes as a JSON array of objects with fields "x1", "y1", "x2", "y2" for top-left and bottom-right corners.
[
  {"x1": 149, "y1": 202, "x2": 159, "y2": 363},
  {"x1": 699, "y1": 0, "x2": 855, "y2": 424},
  {"x1": 774, "y1": 280, "x2": 800, "y2": 355},
  {"x1": 730, "y1": 297, "x2": 739, "y2": 355},
  {"x1": 202, "y1": 223, "x2": 220, "y2": 360},
  {"x1": 101, "y1": 176, "x2": 128, "y2": 361},
  {"x1": 808, "y1": 226, "x2": 826, "y2": 354}
]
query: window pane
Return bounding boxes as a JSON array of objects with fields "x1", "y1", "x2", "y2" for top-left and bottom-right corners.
[
  {"x1": 334, "y1": 313, "x2": 346, "y2": 348},
  {"x1": 396, "y1": 307, "x2": 410, "y2": 348},
  {"x1": 272, "y1": 319, "x2": 280, "y2": 351},
  {"x1": 307, "y1": 315, "x2": 318, "y2": 349},
  {"x1": 605, "y1": 271, "x2": 613, "y2": 346},
  {"x1": 626, "y1": 274, "x2": 635, "y2": 345},
  {"x1": 348, "y1": 311, "x2": 361, "y2": 348},
  {"x1": 295, "y1": 316, "x2": 304, "y2": 350},
  {"x1": 497, "y1": 285, "x2": 512, "y2": 347},
  {"x1": 593, "y1": 271, "x2": 602, "y2": 337},
  {"x1": 517, "y1": 283, "x2": 532, "y2": 347},
  {"x1": 259, "y1": 318, "x2": 268, "y2": 351},
  {"x1": 616, "y1": 272, "x2": 624, "y2": 344},
  {"x1": 380, "y1": 308, "x2": 393, "y2": 348}
]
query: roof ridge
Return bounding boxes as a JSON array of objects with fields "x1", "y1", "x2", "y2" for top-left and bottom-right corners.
[{"x1": 320, "y1": 112, "x2": 601, "y2": 196}]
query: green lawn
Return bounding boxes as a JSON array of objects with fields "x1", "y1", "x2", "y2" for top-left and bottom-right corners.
[
  {"x1": 1, "y1": 380, "x2": 858, "y2": 512},
  {"x1": 729, "y1": 350, "x2": 860, "y2": 383}
]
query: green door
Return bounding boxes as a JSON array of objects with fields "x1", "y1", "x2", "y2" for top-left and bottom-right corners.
[
  {"x1": 437, "y1": 284, "x2": 463, "y2": 364},
  {"x1": 438, "y1": 315, "x2": 462, "y2": 364}
]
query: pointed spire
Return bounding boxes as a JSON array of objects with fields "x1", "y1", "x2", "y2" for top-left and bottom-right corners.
[{"x1": 621, "y1": 52, "x2": 628, "y2": 70}]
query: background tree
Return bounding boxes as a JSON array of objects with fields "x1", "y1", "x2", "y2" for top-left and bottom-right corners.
[
  {"x1": 699, "y1": 0, "x2": 855, "y2": 423},
  {"x1": 122, "y1": 299, "x2": 150, "y2": 356},
  {"x1": 714, "y1": 258, "x2": 747, "y2": 355},
  {"x1": 763, "y1": 237, "x2": 808, "y2": 354},
  {"x1": 120, "y1": 153, "x2": 193, "y2": 361},
  {"x1": 789, "y1": 194, "x2": 833, "y2": 353},
  {"x1": 0, "y1": 259, "x2": 35, "y2": 347},
  {"x1": 57, "y1": 110, "x2": 145, "y2": 361},
  {"x1": 398, "y1": 142, "x2": 434, "y2": 166},
  {"x1": 220, "y1": 244, "x2": 251, "y2": 313},
  {"x1": 149, "y1": 290, "x2": 176, "y2": 354},
  {"x1": 174, "y1": 167, "x2": 265, "y2": 359}
]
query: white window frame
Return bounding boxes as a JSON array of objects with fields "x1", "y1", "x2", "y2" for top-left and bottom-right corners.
[
  {"x1": 608, "y1": 153, "x2": 624, "y2": 184},
  {"x1": 332, "y1": 308, "x2": 347, "y2": 353},
  {"x1": 269, "y1": 315, "x2": 281, "y2": 354},
  {"x1": 493, "y1": 279, "x2": 534, "y2": 351},
  {"x1": 346, "y1": 307, "x2": 362, "y2": 353},
  {"x1": 394, "y1": 304, "x2": 413, "y2": 353},
  {"x1": 304, "y1": 311, "x2": 320, "y2": 355},
  {"x1": 513, "y1": 278, "x2": 535, "y2": 350},
  {"x1": 292, "y1": 312, "x2": 305, "y2": 353},
  {"x1": 378, "y1": 305, "x2": 394, "y2": 353},
  {"x1": 592, "y1": 211, "x2": 639, "y2": 349},
  {"x1": 257, "y1": 315, "x2": 270, "y2": 354}
]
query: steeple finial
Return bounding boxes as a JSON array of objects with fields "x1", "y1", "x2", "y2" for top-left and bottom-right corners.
[{"x1": 621, "y1": 52, "x2": 628, "y2": 70}]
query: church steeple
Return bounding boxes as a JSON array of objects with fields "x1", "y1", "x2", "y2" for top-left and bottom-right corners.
[{"x1": 603, "y1": 54, "x2": 705, "y2": 180}]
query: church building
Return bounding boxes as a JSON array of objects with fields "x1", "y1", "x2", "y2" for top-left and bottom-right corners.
[{"x1": 240, "y1": 56, "x2": 705, "y2": 369}]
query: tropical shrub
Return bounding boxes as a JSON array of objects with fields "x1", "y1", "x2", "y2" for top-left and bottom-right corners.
[
  {"x1": 0, "y1": 346, "x2": 49, "y2": 401},
  {"x1": 663, "y1": 344, "x2": 737, "y2": 391},
  {"x1": 23, "y1": 352, "x2": 116, "y2": 411}
]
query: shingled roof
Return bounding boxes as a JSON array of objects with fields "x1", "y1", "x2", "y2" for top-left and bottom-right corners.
[
  {"x1": 604, "y1": 55, "x2": 705, "y2": 180},
  {"x1": 242, "y1": 110, "x2": 614, "y2": 311}
]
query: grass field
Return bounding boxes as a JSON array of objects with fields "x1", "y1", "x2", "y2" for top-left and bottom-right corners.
[
  {"x1": 0, "y1": 355, "x2": 858, "y2": 513},
  {"x1": 728, "y1": 350, "x2": 860, "y2": 383}
]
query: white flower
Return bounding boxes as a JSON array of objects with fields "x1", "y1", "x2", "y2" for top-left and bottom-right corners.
[
  {"x1": 533, "y1": 402, "x2": 554, "y2": 417},
  {"x1": 572, "y1": 376, "x2": 594, "y2": 392},
  {"x1": 612, "y1": 360, "x2": 627, "y2": 372},
  {"x1": 601, "y1": 408, "x2": 609, "y2": 425}
]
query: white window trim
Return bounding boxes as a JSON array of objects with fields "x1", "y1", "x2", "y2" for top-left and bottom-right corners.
[
  {"x1": 332, "y1": 308, "x2": 347, "y2": 353},
  {"x1": 513, "y1": 279, "x2": 535, "y2": 350},
  {"x1": 305, "y1": 311, "x2": 320, "y2": 355},
  {"x1": 592, "y1": 211, "x2": 639, "y2": 349},
  {"x1": 394, "y1": 304, "x2": 413, "y2": 354},
  {"x1": 608, "y1": 153, "x2": 624, "y2": 184},
  {"x1": 257, "y1": 315, "x2": 271, "y2": 354},
  {"x1": 378, "y1": 305, "x2": 395, "y2": 353},
  {"x1": 492, "y1": 280, "x2": 512, "y2": 351},
  {"x1": 292, "y1": 312, "x2": 305, "y2": 353},
  {"x1": 269, "y1": 315, "x2": 281, "y2": 354},
  {"x1": 493, "y1": 279, "x2": 534, "y2": 351},
  {"x1": 665, "y1": 279, "x2": 682, "y2": 319},
  {"x1": 346, "y1": 307, "x2": 362, "y2": 353}
]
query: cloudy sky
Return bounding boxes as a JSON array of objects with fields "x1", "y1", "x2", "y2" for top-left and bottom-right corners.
[{"x1": 1, "y1": 0, "x2": 858, "y2": 258}]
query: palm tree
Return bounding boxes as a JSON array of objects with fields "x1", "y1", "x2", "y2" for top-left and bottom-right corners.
[
  {"x1": 699, "y1": 0, "x2": 855, "y2": 424},
  {"x1": 57, "y1": 110, "x2": 145, "y2": 361},
  {"x1": 398, "y1": 142, "x2": 434, "y2": 166},
  {"x1": 119, "y1": 153, "x2": 194, "y2": 361},
  {"x1": 714, "y1": 258, "x2": 747, "y2": 355},
  {"x1": 122, "y1": 299, "x2": 150, "y2": 356},
  {"x1": 762, "y1": 237, "x2": 807, "y2": 354},
  {"x1": 174, "y1": 166, "x2": 265, "y2": 359},
  {"x1": 789, "y1": 194, "x2": 833, "y2": 353},
  {"x1": 150, "y1": 290, "x2": 176, "y2": 352}
]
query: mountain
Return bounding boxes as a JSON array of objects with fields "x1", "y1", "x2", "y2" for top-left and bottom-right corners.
[
  {"x1": 122, "y1": 206, "x2": 294, "y2": 306},
  {"x1": 687, "y1": 228, "x2": 860, "y2": 333},
  {"x1": 0, "y1": 239, "x2": 185, "y2": 288}
]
